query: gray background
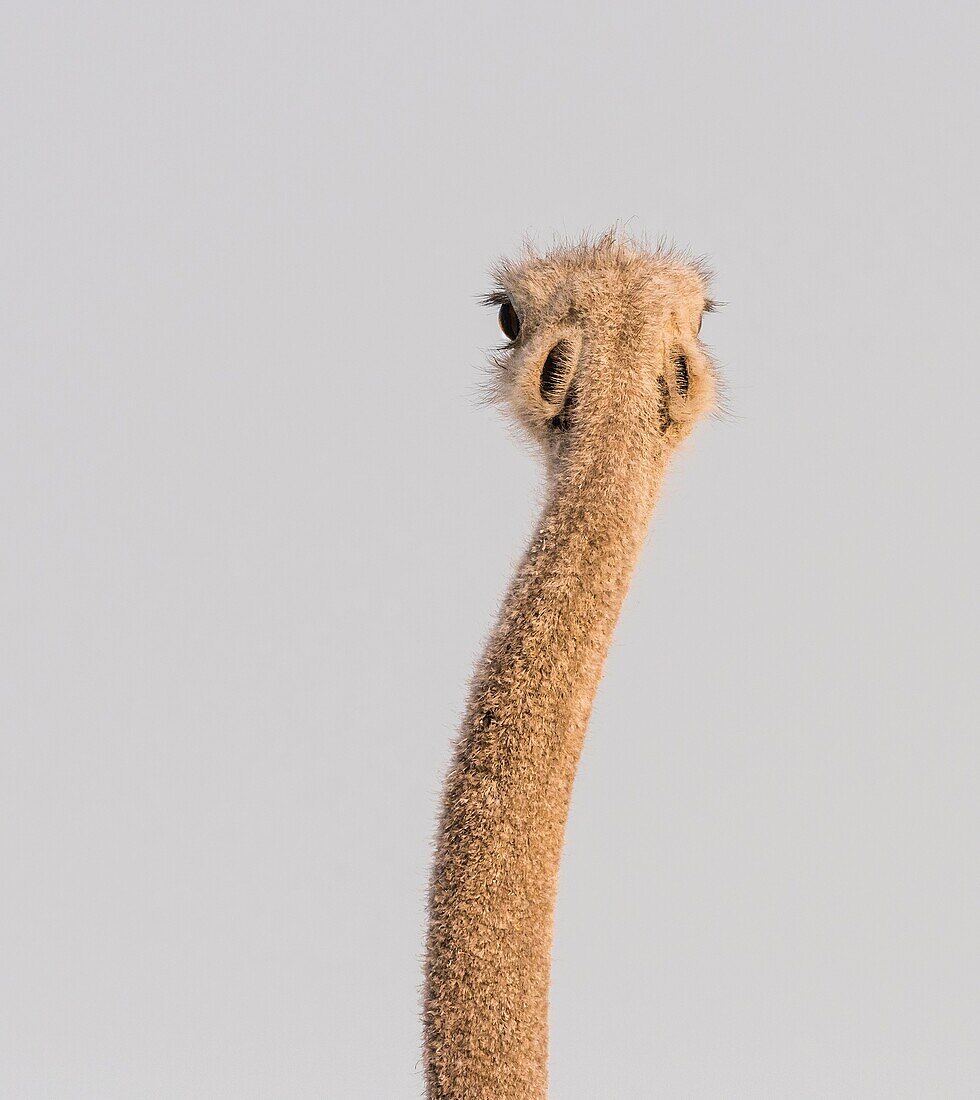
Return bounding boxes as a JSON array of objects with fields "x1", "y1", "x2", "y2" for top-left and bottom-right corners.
[{"x1": 1, "y1": 3, "x2": 977, "y2": 1097}]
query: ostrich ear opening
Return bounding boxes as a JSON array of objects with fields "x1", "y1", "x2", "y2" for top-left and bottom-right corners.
[
  {"x1": 673, "y1": 352, "x2": 690, "y2": 397},
  {"x1": 530, "y1": 330, "x2": 581, "y2": 420},
  {"x1": 663, "y1": 340, "x2": 715, "y2": 426},
  {"x1": 539, "y1": 341, "x2": 573, "y2": 407}
]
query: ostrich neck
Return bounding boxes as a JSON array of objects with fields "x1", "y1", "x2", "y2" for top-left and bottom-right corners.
[{"x1": 424, "y1": 433, "x2": 667, "y2": 1100}]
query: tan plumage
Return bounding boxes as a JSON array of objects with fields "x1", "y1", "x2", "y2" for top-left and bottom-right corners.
[{"x1": 424, "y1": 232, "x2": 716, "y2": 1099}]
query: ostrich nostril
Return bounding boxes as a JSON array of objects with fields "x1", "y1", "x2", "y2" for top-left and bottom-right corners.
[{"x1": 540, "y1": 342, "x2": 570, "y2": 404}]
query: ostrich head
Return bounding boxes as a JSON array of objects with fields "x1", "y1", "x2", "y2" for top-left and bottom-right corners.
[{"x1": 486, "y1": 233, "x2": 716, "y2": 475}]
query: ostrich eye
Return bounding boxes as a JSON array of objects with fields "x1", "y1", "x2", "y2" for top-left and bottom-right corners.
[{"x1": 498, "y1": 300, "x2": 521, "y2": 341}]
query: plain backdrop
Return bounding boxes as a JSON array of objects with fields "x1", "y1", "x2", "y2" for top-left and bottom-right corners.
[{"x1": 1, "y1": 3, "x2": 977, "y2": 1097}]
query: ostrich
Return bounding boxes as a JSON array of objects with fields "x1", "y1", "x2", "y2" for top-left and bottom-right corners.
[{"x1": 424, "y1": 233, "x2": 716, "y2": 1099}]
